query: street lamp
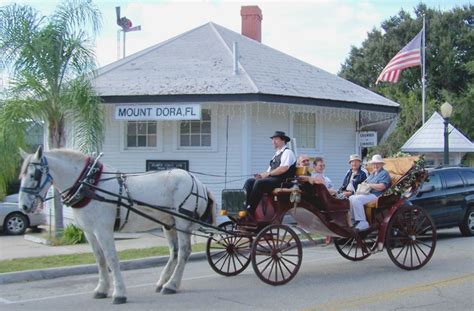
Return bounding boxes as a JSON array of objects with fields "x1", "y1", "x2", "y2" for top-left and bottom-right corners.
[{"x1": 440, "y1": 102, "x2": 453, "y2": 165}]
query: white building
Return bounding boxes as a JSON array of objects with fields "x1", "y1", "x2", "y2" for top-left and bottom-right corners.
[
  {"x1": 86, "y1": 7, "x2": 400, "y2": 210},
  {"x1": 401, "y1": 112, "x2": 474, "y2": 166}
]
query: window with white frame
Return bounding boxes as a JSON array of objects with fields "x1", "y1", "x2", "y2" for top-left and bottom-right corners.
[
  {"x1": 126, "y1": 121, "x2": 157, "y2": 148},
  {"x1": 179, "y1": 109, "x2": 211, "y2": 147},
  {"x1": 293, "y1": 112, "x2": 316, "y2": 149}
]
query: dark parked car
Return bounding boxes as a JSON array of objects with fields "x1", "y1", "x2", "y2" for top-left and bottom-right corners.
[{"x1": 410, "y1": 166, "x2": 474, "y2": 236}]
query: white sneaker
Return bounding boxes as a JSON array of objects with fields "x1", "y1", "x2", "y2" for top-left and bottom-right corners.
[{"x1": 355, "y1": 221, "x2": 369, "y2": 231}]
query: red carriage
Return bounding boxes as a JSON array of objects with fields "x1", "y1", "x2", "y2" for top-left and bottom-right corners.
[{"x1": 206, "y1": 156, "x2": 437, "y2": 285}]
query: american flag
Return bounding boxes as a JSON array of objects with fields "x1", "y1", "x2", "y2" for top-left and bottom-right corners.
[{"x1": 376, "y1": 30, "x2": 422, "y2": 84}]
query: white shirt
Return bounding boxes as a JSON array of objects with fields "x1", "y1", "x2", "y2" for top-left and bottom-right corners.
[
  {"x1": 311, "y1": 172, "x2": 333, "y2": 189},
  {"x1": 266, "y1": 146, "x2": 296, "y2": 172}
]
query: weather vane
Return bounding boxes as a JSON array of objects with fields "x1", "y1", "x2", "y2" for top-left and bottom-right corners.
[{"x1": 116, "y1": 6, "x2": 141, "y2": 59}]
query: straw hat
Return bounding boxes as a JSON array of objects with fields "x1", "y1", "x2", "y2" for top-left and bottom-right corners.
[
  {"x1": 348, "y1": 154, "x2": 362, "y2": 163},
  {"x1": 368, "y1": 154, "x2": 385, "y2": 164}
]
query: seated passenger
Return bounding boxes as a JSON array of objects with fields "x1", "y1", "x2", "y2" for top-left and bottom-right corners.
[
  {"x1": 299, "y1": 157, "x2": 337, "y2": 196},
  {"x1": 339, "y1": 154, "x2": 367, "y2": 198},
  {"x1": 297, "y1": 154, "x2": 310, "y2": 167},
  {"x1": 349, "y1": 154, "x2": 391, "y2": 230},
  {"x1": 297, "y1": 154, "x2": 311, "y2": 175},
  {"x1": 243, "y1": 131, "x2": 296, "y2": 217}
]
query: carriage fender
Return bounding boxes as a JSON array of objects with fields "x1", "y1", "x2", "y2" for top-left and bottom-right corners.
[{"x1": 378, "y1": 198, "x2": 414, "y2": 246}]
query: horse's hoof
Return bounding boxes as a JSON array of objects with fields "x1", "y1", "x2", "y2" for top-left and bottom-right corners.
[
  {"x1": 161, "y1": 287, "x2": 176, "y2": 295},
  {"x1": 155, "y1": 285, "x2": 162, "y2": 293},
  {"x1": 93, "y1": 292, "x2": 107, "y2": 299},
  {"x1": 112, "y1": 296, "x2": 127, "y2": 304}
]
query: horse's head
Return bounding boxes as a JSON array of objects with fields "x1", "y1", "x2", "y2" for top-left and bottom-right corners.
[{"x1": 18, "y1": 146, "x2": 53, "y2": 213}]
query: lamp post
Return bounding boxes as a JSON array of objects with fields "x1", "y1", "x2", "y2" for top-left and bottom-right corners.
[{"x1": 440, "y1": 102, "x2": 453, "y2": 165}]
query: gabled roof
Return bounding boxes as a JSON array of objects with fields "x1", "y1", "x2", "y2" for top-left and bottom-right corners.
[
  {"x1": 92, "y1": 22, "x2": 398, "y2": 109},
  {"x1": 401, "y1": 112, "x2": 474, "y2": 153}
]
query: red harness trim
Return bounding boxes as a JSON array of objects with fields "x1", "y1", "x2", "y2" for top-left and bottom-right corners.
[{"x1": 62, "y1": 157, "x2": 103, "y2": 208}]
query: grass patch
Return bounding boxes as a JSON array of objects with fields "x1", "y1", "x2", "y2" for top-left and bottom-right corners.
[{"x1": 0, "y1": 243, "x2": 206, "y2": 274}]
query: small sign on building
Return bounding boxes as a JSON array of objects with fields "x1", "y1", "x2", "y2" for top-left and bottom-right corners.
[
  {"x1": 146, "y1": 160, "x2": 189, "y2": 172},
  {"x1": 359, "y1": 131, "x2": 377, "y2": 147},
  {"x1": 115, "y1": 104, "x2": 201, "y2": 121}
]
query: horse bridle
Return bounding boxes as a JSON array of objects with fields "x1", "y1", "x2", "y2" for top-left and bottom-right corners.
[{"x1": 20, "y1": 156, "x2": 53, "y2": 202}]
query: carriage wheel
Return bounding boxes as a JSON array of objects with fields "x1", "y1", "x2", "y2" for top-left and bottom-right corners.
[
  {"x1": 334, "y1": 233, "x2": 377, "y2": 261},
  {"x1": 206, "y1": 221, "x2": 252, "y2": 276},
  {"x1": 251, "y1": 224, "x2": 302, "y2": 286},
  {"x1": 386, "y1": 205, "x2": 436, "y2": 270}
]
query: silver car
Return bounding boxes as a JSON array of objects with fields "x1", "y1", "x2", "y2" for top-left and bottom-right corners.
[{"x1": 0, "y1": 194, "x2": 46, "y2": 235}]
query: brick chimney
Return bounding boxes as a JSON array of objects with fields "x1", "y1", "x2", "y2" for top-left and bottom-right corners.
[{"x1": 240, "y1": 5, "x2": 262, "y2": 42}]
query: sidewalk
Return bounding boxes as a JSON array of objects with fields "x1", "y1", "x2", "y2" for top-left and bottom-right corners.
[
  {"x1": 0, "y1": 226, "x2": 325, "y2": 285},
  {"x1": 0, "y1": 227, "x2": 209, "y2": 284},
  {"x1": 0, "y1": 226, "x2": 206, "y2": 261}
]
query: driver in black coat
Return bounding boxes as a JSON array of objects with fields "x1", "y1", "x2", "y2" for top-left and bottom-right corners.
[{"x1": 243, "y1": 131, "x2": 296, "y2": 217}]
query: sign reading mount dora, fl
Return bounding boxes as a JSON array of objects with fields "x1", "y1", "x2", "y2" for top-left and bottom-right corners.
[{"x1": 115, "y1": 104, "x2": 201, "y2": 121}]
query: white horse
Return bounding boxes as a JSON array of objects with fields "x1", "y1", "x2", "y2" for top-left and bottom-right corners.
[{"x1": 18, "y1": 146, "x2": 216, "y2": 304}]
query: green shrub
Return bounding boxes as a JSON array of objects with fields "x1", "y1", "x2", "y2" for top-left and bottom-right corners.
[{"x1": 60, "y1": 224, "x2": 87, "y2": 245}]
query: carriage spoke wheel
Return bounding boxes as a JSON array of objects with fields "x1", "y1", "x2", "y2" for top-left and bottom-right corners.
[
  {"x1": 334, "y1": 233, "x2": 377, "y2": 261},
  {"x1": 251, "y1": 224, "x2": 302, "y2": 286},
  {"x1": 206, "y1": 221, "x2": 252, "y2": 276},
  {"x1": 386, "y1": 205, "x2": 436, "y2": 270}
]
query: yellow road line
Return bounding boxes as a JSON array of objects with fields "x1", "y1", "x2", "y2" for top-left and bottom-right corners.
[{"x1": 301, "y1": 273, "x2": 474, "y2": 311}]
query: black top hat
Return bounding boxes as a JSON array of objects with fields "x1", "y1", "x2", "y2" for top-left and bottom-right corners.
[{"x1": 270, "y1": 131, "x2": 291, "y2": 143}]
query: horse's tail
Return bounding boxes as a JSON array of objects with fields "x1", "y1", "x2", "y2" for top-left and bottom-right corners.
[{"x1": 206, "y1": 189, "x2": 217, "y2": 225}]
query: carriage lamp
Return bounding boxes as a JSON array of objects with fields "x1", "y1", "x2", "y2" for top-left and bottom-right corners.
[
  {"x1": 289, "y1": 185, "x2": 301, "y2": 204},
  {"x1": 440, "y1": 102, "x2": 453, "y2": 165},
  {"x1": 238, "y1": 210, "x2": 247, "y2": 218},
  {"x1": 220, "y1": 210, "x2": 228, "y2": 216}
]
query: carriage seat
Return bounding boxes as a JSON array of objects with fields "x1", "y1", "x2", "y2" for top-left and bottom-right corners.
[
  {"x1": 271, "y1": 166, "x2": 308, "y2": 196},
  {"x1": 364, "y1": 156, "x2": 419, "y2": 210}
]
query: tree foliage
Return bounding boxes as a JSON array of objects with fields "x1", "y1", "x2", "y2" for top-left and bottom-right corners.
[
  {"x1": 0, "y1": 1, "x2": 104, "y2": 229},
  {"x1": 339, "y1": 4, "x2": 474, "y2": 156}
]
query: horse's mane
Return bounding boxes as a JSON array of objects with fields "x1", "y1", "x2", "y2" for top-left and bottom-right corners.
[{"x1": 19, "y1": 148, "x2": 87, "y2": 178}]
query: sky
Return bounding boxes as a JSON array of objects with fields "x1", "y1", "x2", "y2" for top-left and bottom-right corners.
[{"x1": 3, "y1": 0, "x2": 471, "y2": 74}]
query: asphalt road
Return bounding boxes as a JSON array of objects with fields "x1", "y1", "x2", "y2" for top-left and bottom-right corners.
[{"x1": 1, "y1": 229, "x2": 472, "y2": 311}]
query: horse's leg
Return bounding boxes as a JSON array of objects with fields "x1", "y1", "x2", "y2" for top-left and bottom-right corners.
[
  {"x1": 83, "y1": 231, "x2": 110, "y2": 299},
  {"x1": 156, "y1": 226, "x2": 178, "y2": 293},
  {"x1": 95, "y1": 229, "x2": 127, "y2": 304},
  {"x1": 161, "y1": 224, "x2": 192, "y2": 294}
]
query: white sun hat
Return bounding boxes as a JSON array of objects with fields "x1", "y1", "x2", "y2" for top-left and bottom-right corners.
[{"x1": 368, "y1": 154, "x2": 385, "y2": 164}]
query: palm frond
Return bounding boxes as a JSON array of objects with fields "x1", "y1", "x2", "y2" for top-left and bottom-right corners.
[
  {"x1": 0, "y1": 4, "x2": 43, "y2": 66},
  {"x1": 52, "y1": 0, "x2": 102, "y2": 38},
  {"x1": 63, "y1": 77, "x2": 104, "y2": 153},
  {"x1": 0, "y1": 98, "x2": 41, "y2": 196}
]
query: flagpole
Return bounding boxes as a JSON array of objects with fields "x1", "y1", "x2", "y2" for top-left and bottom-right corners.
[{"x1": 422, "y1": 15, "x2": 426, "y2": 124}]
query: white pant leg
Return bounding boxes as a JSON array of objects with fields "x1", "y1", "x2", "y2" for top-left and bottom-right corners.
[{"x1": 349, "y1": 194, "x2": 377, "y2": 222}]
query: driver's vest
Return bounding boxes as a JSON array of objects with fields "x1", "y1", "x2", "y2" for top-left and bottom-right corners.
[{"x1": 269, "y1": 147, "x2": 296, "y2": 179}]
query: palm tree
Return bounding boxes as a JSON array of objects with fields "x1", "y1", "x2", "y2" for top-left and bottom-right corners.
[{"x1": 0, "y1": 0, "x2": 104, "y2": 233}]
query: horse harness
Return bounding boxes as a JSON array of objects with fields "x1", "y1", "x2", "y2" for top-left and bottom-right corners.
[
  {"x1": 62, "y1": 156, "x2": 104, "y2": 208},
  {"x1": 61, "y1": 154, "x2": 211, "y2": 231},
  {"x1": 20, "y1": 157, "x2": 53, "y2": 202}
]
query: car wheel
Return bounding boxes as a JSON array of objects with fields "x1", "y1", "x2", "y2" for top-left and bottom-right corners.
[
  {"x1": 4, "y1": 213, "x2": 29, "y2": 235},
  {"x1": 459, "y1": 206, "x2": 474, "y2": 237}
]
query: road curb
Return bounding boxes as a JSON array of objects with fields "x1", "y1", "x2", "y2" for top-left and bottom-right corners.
[
  {"x1": 0, "y1": 251, "x2": 208, "y2": 285},
  {"x1": 0, "y1": 237, "x2": 327, "y2": 285}
]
